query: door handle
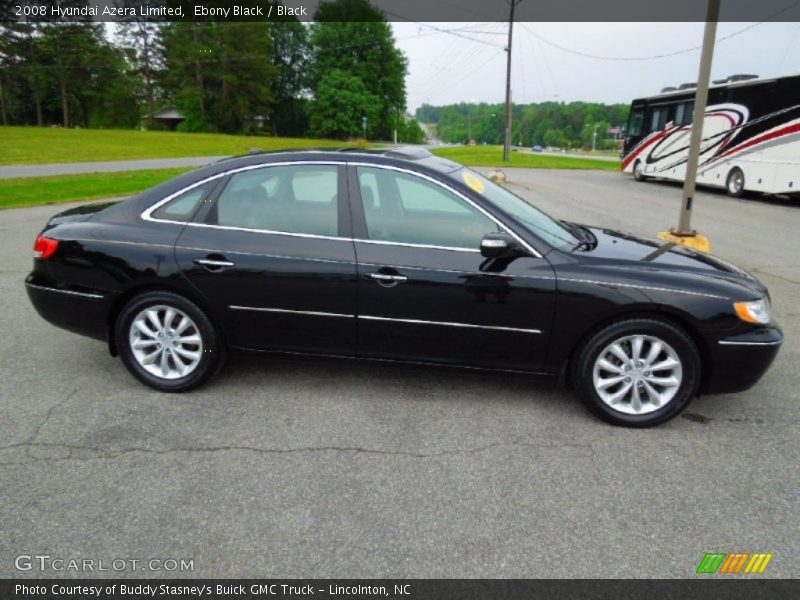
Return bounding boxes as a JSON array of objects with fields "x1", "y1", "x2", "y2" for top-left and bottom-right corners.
[
  {"x1": 364, "y1": 270, "x2": 408, "y2": 288},
  {"x1": 365, "y1": 272, "x2": 408, "y2": 282},
  {"x1": 194, "y1": 257, "x2": 235, "y2": 270}
]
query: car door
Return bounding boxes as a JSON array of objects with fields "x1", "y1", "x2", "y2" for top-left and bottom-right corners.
[
  {"x1": 349, "y1": 163, "x2": 556, "y2": 372},
  {"x1": 172, "y1": 162, "x2": 358, "y2": 355}
]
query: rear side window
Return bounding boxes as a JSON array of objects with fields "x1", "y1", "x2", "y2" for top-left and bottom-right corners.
[
  {"x1": 212, "y1": 164, "x2": 339, "y2": 237},
  {"x1": 151, "y1": 181, "x2": 215, "y2": 222}
]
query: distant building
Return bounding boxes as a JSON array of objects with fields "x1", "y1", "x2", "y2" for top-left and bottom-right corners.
[{"x1": 151, "y1": 107, "x2": 185, "y2": 131}]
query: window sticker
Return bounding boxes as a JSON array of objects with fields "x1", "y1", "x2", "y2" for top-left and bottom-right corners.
[{"x1": 462, "y1": 171, "x2": 485, "y2": 193}]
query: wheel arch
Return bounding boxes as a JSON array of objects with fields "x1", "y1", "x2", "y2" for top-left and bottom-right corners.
[
  {"x1": 560, "y1": 305, "x2": 712, "y2": 393},
  {"x1": 106, "y1": 280, "x2": 221, "y2": 357}
]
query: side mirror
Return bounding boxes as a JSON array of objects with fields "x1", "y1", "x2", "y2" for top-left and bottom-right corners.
[{"x1": 480, "y1": 232, "x2": 520, "y2": 258}]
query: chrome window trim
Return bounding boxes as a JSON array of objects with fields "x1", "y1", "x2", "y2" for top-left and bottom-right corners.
[
  {"x1": 140, "y1": 159, "x2": 544, "y2": 257},
  {"x1": 349, "y1": 162, "x2": 543, "y2": 258},
  {"x1": 178, "y1": 246, "x2": 355, "y2": 265},
  {"x1": 359, "y1": 314, "x2": 542, "y2": 334},
  {"x1": 354, "y1": 238, "x2": 480, "y2": 253},
  {"x1": 25, "y1": 282, "x2": 104, "y2": 300},
  {"x1": 718, "y1": 340, "x2": 782, "y2": 346}
]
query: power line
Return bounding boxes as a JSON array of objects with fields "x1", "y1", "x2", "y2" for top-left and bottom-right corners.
[{"x1": 521, "y1": 3, "x2": 800, "y2": 62}]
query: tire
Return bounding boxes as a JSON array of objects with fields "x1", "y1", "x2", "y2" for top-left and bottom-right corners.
[
  {"x1": 115, "y1": 291, "x2": 224, "y2": 392},
  {"x1": 726, "y1": 167, "x2": 745, "y2": 197},
  {"x1": 571, "y1": 318, "x2": 701, "y2": 427},
  {"x1": 633, "y1": 160, "x2": 648, "y2": 182}
]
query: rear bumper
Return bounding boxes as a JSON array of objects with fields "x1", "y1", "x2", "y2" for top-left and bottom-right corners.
[
  {"x1": 25, "y1": 276, "x2": 111, "y2": 342},
  {"x1": 705, "y1": 327, "x2": 783, "y2": 394}
]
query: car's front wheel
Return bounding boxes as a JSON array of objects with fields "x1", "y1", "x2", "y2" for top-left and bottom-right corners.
[
  {"x1": 116, "y1": 291, "x2": 223, "y2": 392},
  {"x1": 572, "y1": 318, "x2": 701, "y2": 426}
]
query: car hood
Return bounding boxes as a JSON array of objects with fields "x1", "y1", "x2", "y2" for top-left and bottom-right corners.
[{"x1": 575, "y1": 225, "x2": 766, "y2": 293}]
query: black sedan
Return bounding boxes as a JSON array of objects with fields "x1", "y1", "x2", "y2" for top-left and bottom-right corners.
[{"x1": 26, "y1": 147, "x2": 782, "y2": 426}]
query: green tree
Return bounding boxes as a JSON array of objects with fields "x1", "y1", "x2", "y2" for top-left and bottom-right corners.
[
  {"x1": 267, "y1": 19, "x2": 311, "y2": 136},
  {"x1": 309, "y1": 68, "x2": 378, "y2": 139},
  {"x1": 116, "y1": 21, "x2": 163, "y2": 129},
  {"x1": 399, "y1": 118, "x2": 426, "y2": 144},
  {"x1": 311, "y1": 0, "x2": 407, "y2": 140},
  {"x1": 161, "y1": 22, "x2": 276, "y2": 133}
]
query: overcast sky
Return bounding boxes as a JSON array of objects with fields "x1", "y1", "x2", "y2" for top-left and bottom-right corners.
[{"x1": 393, "y1": 21, "x2": 800, "y2": 112}]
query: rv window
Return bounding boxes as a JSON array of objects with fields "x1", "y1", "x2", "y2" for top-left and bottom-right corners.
[
  {"x1": 675, "y1": 101, "x2": 694, "y2": 126},
  {"x1": 628, "y1": 110, "x2": 644, "y2": 136},
  {"x1": 649, "y1": 107, "x2": 668, "y2": 133}
]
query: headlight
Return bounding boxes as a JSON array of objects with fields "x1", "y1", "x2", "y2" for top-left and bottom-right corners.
[{"x1": 734, "y1": 298, "x2": 772, "y2": 324}]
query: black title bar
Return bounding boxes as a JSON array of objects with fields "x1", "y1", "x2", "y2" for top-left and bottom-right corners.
[
  {"x1": 4, "y1": 0, "x2": 800, "y2": 23},
  {"x1": 3, "y1": 579, "x2": 800, "y2": 600}
]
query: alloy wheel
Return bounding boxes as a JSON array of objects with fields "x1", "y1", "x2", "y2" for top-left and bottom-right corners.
[
  {"x1": 129, "y1": 304, "x2": 204, "y2": 380},
  {"x1": 592, "y1": 334, "x2": 683, "y2": 415}
]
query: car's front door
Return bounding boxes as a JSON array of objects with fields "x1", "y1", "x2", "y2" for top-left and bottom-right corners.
[
  {"x1": 173, "y1": 162, "x2": 358, "y2": 355},
  {"x1": 349, "y1": 164, "x2": 556, "y2": 372}
]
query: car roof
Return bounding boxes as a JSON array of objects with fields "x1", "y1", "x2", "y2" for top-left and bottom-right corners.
[{"x1": 214, "y1": 145, "x2": 463, "y2": 174}]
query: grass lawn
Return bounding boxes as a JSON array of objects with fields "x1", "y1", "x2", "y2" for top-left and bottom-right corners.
[
  {"x1": 432, "y1": 146, "x2": 620, "y2": 170},
  {"x1": 0, "y1": 168, "x2": 192, "y2": 210},
  {"x1": 0, "y1": 126, "x2": 347, "y2": 165}
]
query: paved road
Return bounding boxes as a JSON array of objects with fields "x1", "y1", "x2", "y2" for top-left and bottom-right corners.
[
  {"x1": 0, "y1": 170, "x2": 797, "y2": 578},
  {"x1": 0, "y1": 156, "x2": 227, "y2": 179},
  {"x1": 519, "y1": 148, "x2": 620, "y2": 162}
]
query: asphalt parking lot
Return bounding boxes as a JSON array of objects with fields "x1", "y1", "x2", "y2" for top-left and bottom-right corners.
[{"x1": 1, "y1": 169, "x2": 798, "y2": 578}]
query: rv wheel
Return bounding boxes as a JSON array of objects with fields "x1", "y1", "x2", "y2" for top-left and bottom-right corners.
[
  {"x1": 633, "y1": 160, "x2": 648, "y2": 182},
  {"x1": 726, "y1": 167, "x2": 745, "y2": 197}
]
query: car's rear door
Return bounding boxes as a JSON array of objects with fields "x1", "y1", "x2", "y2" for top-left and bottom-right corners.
[
  {"x1": 348, "y1": 163, "x2": 556, "y2": 372},
  {"x1": 172, "y1": 162, "x2": 358, "y2": 354}
]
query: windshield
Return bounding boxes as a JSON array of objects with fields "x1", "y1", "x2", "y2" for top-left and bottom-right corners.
[{"x1": 459, "y1": 169, "x2": 578, "y2": 250}]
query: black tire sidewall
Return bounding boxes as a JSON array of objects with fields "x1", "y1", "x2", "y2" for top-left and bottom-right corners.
[
  {"x1": 572, "y1": 318, "x2": 701, "y2": 427},
  {"x1": 115, "y1": 291, "x2": 222, "y2": 392}
]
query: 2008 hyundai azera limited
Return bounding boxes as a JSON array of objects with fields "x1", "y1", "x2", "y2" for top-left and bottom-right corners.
[{"x1": 26, "y1": 147, "x2": 782, "y2": 426}]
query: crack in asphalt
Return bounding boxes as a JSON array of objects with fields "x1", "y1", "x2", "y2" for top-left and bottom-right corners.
[
  {"x1": 23, "y1": 387, "x2": 80, "y2": 459},
  {"x1": 0, "y1": 439, "x2": 593, "y2": 466}
]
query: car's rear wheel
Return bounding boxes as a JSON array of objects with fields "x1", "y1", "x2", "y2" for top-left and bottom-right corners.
[
  {"x1": 116, "y1": 291, "x2": 223, "y2": 392},
  {"x1": 726, "y1": 167, "x2": 745, "y2": 197},
  {"x1": 572, "y1": 318, "x2": 701, "y2": 427}
]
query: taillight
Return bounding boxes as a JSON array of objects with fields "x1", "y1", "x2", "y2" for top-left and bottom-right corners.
[{"x1": 33, "y1": 234, "x2": 59, "y2": 260}]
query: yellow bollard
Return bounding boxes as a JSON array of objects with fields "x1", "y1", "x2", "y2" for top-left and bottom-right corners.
[{"x1": 657, "y1": 229, "x2": 712, "y2": 253}]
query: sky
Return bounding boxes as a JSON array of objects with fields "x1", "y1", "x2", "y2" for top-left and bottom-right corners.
[{"x1": 393, "y1": 21, "x2": 800, "y2": 112}]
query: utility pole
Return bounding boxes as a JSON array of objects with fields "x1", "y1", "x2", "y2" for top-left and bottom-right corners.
[
  {"x1": 671, "y1": 0, "x2": 720, "y2": 241},
  {"x1": 502, "y1": 0, "x2": 520, "y2": 162},
  {"x1": 592, "y1": 125, "x2": 598, "y2": 152}
]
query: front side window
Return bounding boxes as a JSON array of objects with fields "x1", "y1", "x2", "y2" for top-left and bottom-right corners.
[
  {"x1": 459, "y1": 169, "x2": 578, "y2": 250},
  {"x1": 213, "y1": 164, "x2": 339, "y2": 236},
  {"x1": 356, "y1": 167, "x2": 497, "y2": 249}
]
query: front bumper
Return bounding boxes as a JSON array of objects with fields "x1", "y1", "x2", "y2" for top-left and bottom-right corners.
[{"x1": 705, "y1": 327, "x2": 783, "y2": 394}]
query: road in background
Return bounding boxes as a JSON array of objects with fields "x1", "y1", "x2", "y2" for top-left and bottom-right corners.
[
  {"x1": 0, "y1": 171, "x2": 797, "y2": 578},
  {"x1": 0, "y1": 156, "x2": 228, "y2": 179}
]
